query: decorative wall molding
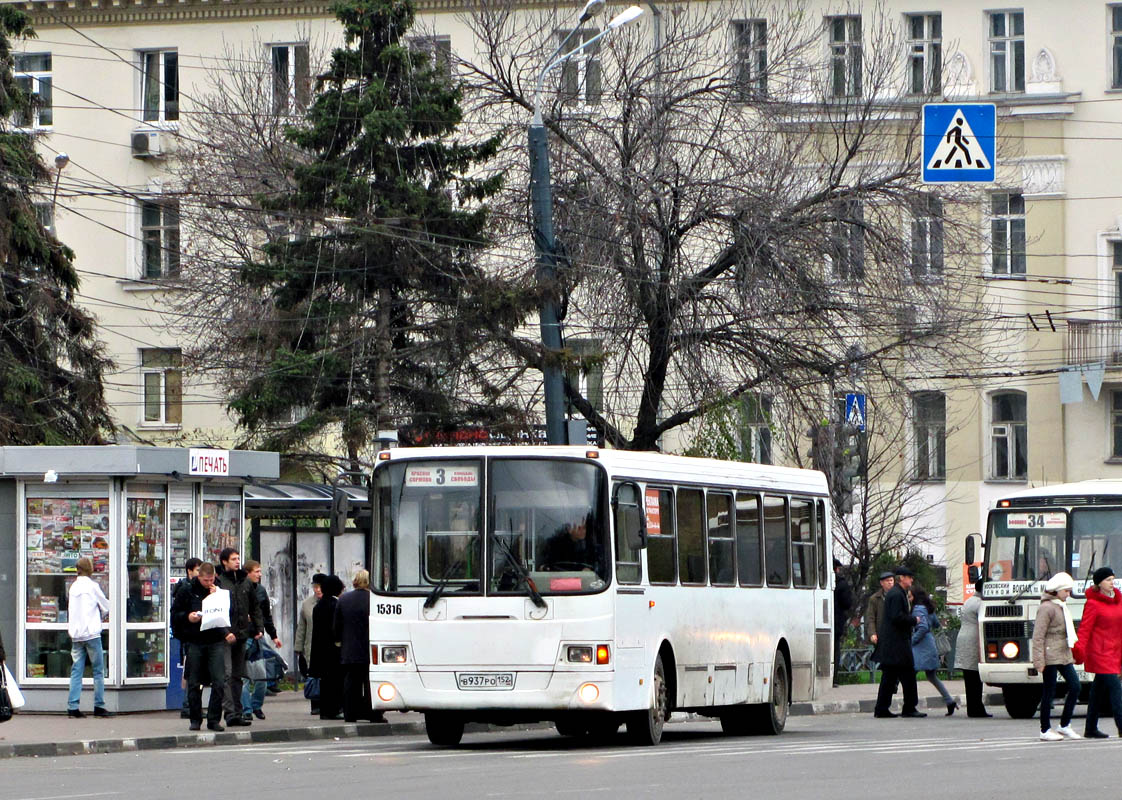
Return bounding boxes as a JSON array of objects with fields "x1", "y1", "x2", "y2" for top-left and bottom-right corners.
[
  {"x1": 1027, "y1": 47, "x2": 1063, "y2": 95},
  {"x1": 1010, "y1": 155, "x2": 1067, "y2": 198},
  {"x1": 943, "y1": 52, "x2": 976, "y2": 98}
]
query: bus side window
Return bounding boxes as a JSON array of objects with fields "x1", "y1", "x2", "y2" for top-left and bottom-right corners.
[
  {"x1": 816, "y1": 500, "x2": 829, "y2": 588},
  {"x1": 707, "y1": 492, "x2": 735, "y2": 586},
  {"x1": 736, "y1": 493, "x2": 762, "y2": 586},
  {"x1": 763, "y1": 495, "x2": 790, "y2": 587},
  {"x1": 647, "y1": 487, "x2": 677, "y2": 584},
  {"x1": 613, "y1": 481, "x2": 644, "y2": 584},
  {"x1": 790, "y1": 498, "x2": 815, "y2": 588},
  {"x1": 677, "y1": 488, "x2": 707, "y2": 585}
]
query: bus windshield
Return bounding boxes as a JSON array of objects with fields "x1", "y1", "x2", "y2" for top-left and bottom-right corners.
[
  {"x1": 985, "y1": 509, "x2": 1066, "y2": 582},
  {"x1": 1071, "y1": 508, "x2": 1122, "y2": 582},
  {"x1": 373, "y1": 457, "x2": 608, "y2": 596}
]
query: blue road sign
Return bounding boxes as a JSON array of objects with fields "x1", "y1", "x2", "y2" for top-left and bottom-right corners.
[
  {"x1": 922, "y1": 103, "x2": 996, "y2": 184},
  {"x1": 845, "y1": 392, "x2": 866, "y2": 432}
]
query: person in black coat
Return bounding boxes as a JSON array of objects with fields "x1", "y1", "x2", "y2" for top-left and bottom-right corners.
[
  {"x1": 873, "y1": 566, "x2": 926, "y2": 718},
  {"x1": 334, "y1": 570, "x2": 380, "y2": 722},
  {"x1": 310, "y1": 574, "x2": 345, "y2": 720},
  {"x1": 170, "y1": 562, "x2": 234, "y2": 731},
  {"x1": 832, "y1": 559, "x2": 854, "y2": 686}
]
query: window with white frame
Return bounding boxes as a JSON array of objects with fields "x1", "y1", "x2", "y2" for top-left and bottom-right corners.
[
  {"x1": 991, "y1": 391, "x2": 1027, "y2": 480},
  {"x1": 141, "y1": 348, "x2": 182, "y2": 425},
  {"x1": 564, "y1": 337, "x2": 603, "y2": 418},
  {"x1": 739, "y1": 394, "x2": 773, "y2": 464},
  {"x1": 409, "y1": 35, "x2": 453, "y2": 82},
  {"x1": 1113, "y1": 243, "x2": 1122, "y2": 320},
  {"x1": 831, "y1": 197, "x2": 864, "y2": 282},
  {"x1": 730, "y1": 19, "x2": 767, "y2": 100},
  {"x1": 557, "y1": 29, "x2": 602, "y2": 105},
  {"x1": 913, "y1": 391, "x2": 946, "y2": 480},
  {"x1": 911, "y1": 195, "x2": 944, "y2": 279},
  {"x1": 140, "y1": 199, "x2": 180, "y2": 279},
  {"x1": 1113, "y1": 7, "x2": 1122, "y2": 88},
  {"x1": 34, "y1": 203, "x2": 54, "y2": 237},
  {"x1": 827, "y1": 15, "x2": 862, "y2": 99},
  {"x1": 990, "y1": 192, "x2": 1026, "y2": 275},
  {"x1": 271, "y1": 43, "x2": 310, "y2": 114},
  {"x1": 1112, "y1": 390, "x2": 1122, "y2": 459},
  {"x1": 988, "y1": 10, "x2": 1025, "y2": 93},
  {"x1": 141, "y1": 49, "x2": 179, "y2": 122},
  {"x1": 906, "y1": 14, "x2": 941, "y2": 95},
  {"x1": 14, "y1": 53, "x2": 52, "y2": 128}
]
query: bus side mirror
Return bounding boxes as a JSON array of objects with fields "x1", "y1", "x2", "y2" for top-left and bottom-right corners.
[
  {"x1": 968, "y1": 565, "x2": 981, "y2": 583},
  {"x1": 965, "y1": 532, "x2": 981, "y2": 565},
  {"x1": 330, "y1": 485, "x2": 349, "y2": 537},
  {"x1": 613, "y1": 482, "x2": 647, "y2": 550}
]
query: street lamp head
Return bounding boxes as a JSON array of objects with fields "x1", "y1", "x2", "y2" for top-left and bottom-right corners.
[
  {"x1": 54, "y1": 152, "x2": 69, "y2": 170},
  {"x1": 607, "y1": 5, "x2": 644, "y2": 29},
  {"x1": 579, "y1": 0, "x2": 605, "y2": 22}
]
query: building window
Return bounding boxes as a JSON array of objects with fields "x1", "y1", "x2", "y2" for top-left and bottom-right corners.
[
  {"x1": 990, "y1": 192, "x2": 1026, "y2": 275},
  {"x1": 557, "y1": 29, "x2": 601, "y2": 105},
  {"x1": 730, "y1": 19, "x2": 767, "y2": 99},
  {"x1": 911, "y1": 195, "x2": 944, "y2": 279},
  {"x1": 565, "y1": 338, "x2": 603, "y2": 418},
  {"x1": 14, "y1": 53, "x2": 52, "y2": 128},
  {"x1": 739, "y1": 394, "x2": 772, "y2": 464},
  {"x1": 409, "y1": 35, "x2": 453, "y2": 81},
  {"x1": 991, "y1": 391, "x2": 1027, "y2": 480},
  {"x1": 827, "y1": 15, "x2": 862, "y2": 99},
  {"x1": 1114, "y1": 244, "x2": 1122, "y2": 320},
  {"x1": 831, "y1": 197, "x2": 864, "y2": 282},
  {"x1": 141, "y1": 50, "x2": 179, "y2": 122},
  {"x1": 141, "y1": 199, "x2": 180, "y2": 279},
  {"x1": 141, "y1": 348, "x2": 183, "y2": 425},
  {"x1": 271, "y1": 43, "x2": 310, "y2": 114},
  {"x1": 989, "y1": 11, "x2": 1025, "y2": 93},
  {"x1": 906, "y1": 14, "x2": 941, "y2": 95},
  {"x1": 1113, "y1": 391, "x2": 1122, "y2": 458},
  {"x1": 1113, "y1": 7, "x2": 1122, "y2": 88},
  {"x1": 913, "y1": 391, "x2": 946, "y2": 480},
  {"x1": 35, "y1": 203, "x2": 54, "y2": 237}
]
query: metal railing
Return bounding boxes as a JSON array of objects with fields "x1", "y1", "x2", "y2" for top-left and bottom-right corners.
[{"x1": 1066, "y1": 318, "x2": 1122, "y2": 366}]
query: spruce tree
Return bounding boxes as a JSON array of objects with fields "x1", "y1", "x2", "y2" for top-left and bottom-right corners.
[
  {"x1": 0, "y1": 7, "x2": 113, "y2": 444},
  {"x1": 232, "y1": 0, "x2": 521, "y2": 466}
]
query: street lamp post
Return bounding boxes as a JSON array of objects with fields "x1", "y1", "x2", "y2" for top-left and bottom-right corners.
[{"x1": 529, "y1": 2, "x2": 643, "y2": 445}]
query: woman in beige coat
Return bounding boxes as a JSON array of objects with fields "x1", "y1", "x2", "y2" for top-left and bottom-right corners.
[{"x1": 1033, "y1": 572, "x2": 1081, "y2": 741}]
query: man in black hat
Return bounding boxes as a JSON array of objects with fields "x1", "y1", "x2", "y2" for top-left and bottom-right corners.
[
  {"x1": 873, "y1": 566, "x2": 926, "y2": 718},
  {"x1": 865, "y1": 571, "x2": 896, "y2": 649}
]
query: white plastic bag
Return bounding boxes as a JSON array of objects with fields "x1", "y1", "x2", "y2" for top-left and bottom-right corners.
[
  {"x1": 200, "y1": 588, "x2": 232, "y2": 631},
  {"x1": 3, "y1": 663, "x2": 25, "y2": 709}
]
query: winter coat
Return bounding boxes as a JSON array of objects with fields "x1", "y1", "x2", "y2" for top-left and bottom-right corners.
[
  {"x1": 253, "y1": 581, "x2": 278, "y2": 640},
  {"x1": 875, "y1": 584, "x2": 916, "y2": 667},
  {"x1": 1032, "y1": 598, "x2": 1075, "y2": 671},
  {"x1": 910, "y1": 604, "x2": 941, "y2": 672},
  {"x1": 294, "y1": 594, "x2": 316, "y2": 656},
  {"x1": 953, "y1": 594, "x2": 982, "y2": 670},
  {"x1": 169, "y1": 577, "x2": 230, "y2": 646},
  {"x1": 1073, "y1": 587, "x2": 1122, "y2": 674},
  {"x1": 215, "y1": 567, "x2": 263, "y2": 641},
  {"x1": 834, "y1": 575, "x2": 854, "y2": 636},
  {"x1": 67, "y1": 575, "x2": 109, "y2": 642},
  {"x1": 334, "y1": 588, "x2": 371, "y2": 665},
  {"x1": 865, "y1": 589, "x2": 886, "y2": 646},
  {"x1": 308, "y1": 595, "x2": 341, "y2": 679}
]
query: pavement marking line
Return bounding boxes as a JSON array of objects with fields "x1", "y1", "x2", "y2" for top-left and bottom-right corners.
[{"x1": 17, "y1": 792, "x2": 124, "y2": 800}]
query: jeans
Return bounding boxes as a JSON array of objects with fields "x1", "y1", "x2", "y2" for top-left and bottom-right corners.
[
  {"x1": 1040, "y1": 663, "x2": 1079, "y2": 732},
  {"x1": 920, "y1": 670, "x2": 954, "y2": 705},
  {"x1": 185, "y1": 641, "x2": 226, "y2": 724},
  {"x1": 68, "y1": 637, "x2": 106, "y2": 711},
  {"x1": 1086, "y1": 673, "x2": 1122, "y2": 735},
  {"x1": 241, "y1": 677, "x2": 267, "y2": 715}
]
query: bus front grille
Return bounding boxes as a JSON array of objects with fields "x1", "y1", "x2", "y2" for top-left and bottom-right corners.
[
  {"x1": 984, "y1": 621, "x2": 1031, "y2": 639},
  {"x1": 985, "y1": 605, "x2": 1024, "y2": 618}
]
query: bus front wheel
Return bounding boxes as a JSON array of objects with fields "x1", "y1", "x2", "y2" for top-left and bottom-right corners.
[
  {"x1": 627, "y1": 654, "x2": 668, "y2": 746},
  {"x1": 425, "y1": 712, "x2": 465, "y2": 746},
  {"x1": 1002, "y1": 685, "x2": 1042, "y2": 719}
]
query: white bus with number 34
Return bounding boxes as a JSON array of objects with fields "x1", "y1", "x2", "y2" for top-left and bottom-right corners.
[{"x1": 367, "y1": 446, "x2": 835, "y2": 746}]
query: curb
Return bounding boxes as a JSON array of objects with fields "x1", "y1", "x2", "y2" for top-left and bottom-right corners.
[{"x1": 0, "y1": 692, "x2": 1007, "y2": 759}]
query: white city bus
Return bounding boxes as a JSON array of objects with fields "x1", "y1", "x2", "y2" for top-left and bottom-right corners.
[
  {"x1": 367, "y1": 445, "x2": 834, "y2": 746},
  {"x1": 975, "y1": 480, "x2": 1122, "y2": 717}
]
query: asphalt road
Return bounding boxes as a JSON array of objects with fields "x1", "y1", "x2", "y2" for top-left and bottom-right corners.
[{"x1": 0, "y1": 712, "x2": 1107, "y2": 800}]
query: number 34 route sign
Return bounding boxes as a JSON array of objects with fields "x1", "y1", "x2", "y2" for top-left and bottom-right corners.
[{"x1": 922, "y1": 103, "x2": 996, "y2": 184}]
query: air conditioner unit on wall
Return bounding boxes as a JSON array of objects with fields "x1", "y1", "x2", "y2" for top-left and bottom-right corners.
[{"x1": 131, "y1": 128, "x2": 164, "y2": 159}]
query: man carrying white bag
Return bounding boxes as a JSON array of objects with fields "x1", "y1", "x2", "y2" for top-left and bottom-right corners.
[{"x1": 170, "y1": 562, "x2": 234, "y2": 732}]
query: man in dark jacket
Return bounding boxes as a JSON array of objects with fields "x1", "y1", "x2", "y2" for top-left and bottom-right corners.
[
  {"x1": 865, "y1": 571, "x2": 895, "y2": 648},
  {"x1": 311, "y1": 575, "x2": 345, "y2": 720},
  {"x1": 216, "y1": 548, "x2": 263, "y2": 726},
  {"x1": 832, "y1": 559, "x2": 854, "y2": 686},
  {"x1": 172, "y1": 558, "x2": 203, "y2": 719},
  {"x1": 334, "y1": 570, "x2": 381, "y2": 722},
  {"x1": 170, "y1": 562, "x2": 233, "y2": 731},
  {"x1": 873, "y1": 566, "x2": 925, "y2": 718}
]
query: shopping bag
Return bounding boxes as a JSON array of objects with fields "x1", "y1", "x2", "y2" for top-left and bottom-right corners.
[
  {"x1": 303, "y1": 676, "x2": 320, "y2": 701},
  {"x1": 3, "y1": 664, "x2": 25, "y2": 709},
  {"x1": 246, "y1": 640, "x2": 269, "y2": 681},
  {"x1": 0, "y1": 666, "x2": 12, "y2": 723},
  {"x1": 200, "y1": 588, "x2": 232, "y2": 631}
]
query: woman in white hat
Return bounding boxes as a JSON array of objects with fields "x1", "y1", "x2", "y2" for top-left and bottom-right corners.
[{"x1": 1033, "y1": 571, "x2": 1081, "y2": 741}]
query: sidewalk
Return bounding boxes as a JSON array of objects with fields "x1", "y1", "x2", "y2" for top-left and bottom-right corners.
[{"x1": 0, "y1": 680, "x2": 1001, "y2": 759}]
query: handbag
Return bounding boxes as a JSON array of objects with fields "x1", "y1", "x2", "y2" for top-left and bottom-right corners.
[
  {"x1": 935, "y1": 631, "x2": 952, "y2": 658},
  {"x1": 0, "y1": 664, "x2": 13, "y2": 723},
  {"x1": 303, "y1": 676, "x2": 320, "y2": 701},
  {"x1": 3, "y1": 664, "x2": 25, "y2": 709}
]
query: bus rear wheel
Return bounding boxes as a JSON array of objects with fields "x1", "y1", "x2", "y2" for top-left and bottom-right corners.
[
  {"x1": 1002, "y1": 685, "x2": 1042, "y2": 719},
  {"x1": 425, "y1": 712, "x2": 465, "y2": 746},
  {"x1": 750, "y1": 651, "x2": 789, "y2": 735},
  {"x1": 627, "y1": 654, "x2": 668, "y2": 746}
]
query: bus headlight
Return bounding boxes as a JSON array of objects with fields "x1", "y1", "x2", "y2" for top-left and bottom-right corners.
[
  {"x1": 382, "y1": 645, "x2": 408, "y2": 664},
  {"x1": 377, "y1": 682, "x2": 397, "y2": 702},
  {"x1": 578, "y1": 683, "x2": 600, "y2": 704},
  {"x1": 1001, "y1": 641, "x2": 1019, "y2": 660},
  {"x1": 567, "y1": 646, "x2": 593, "y2": 663}
]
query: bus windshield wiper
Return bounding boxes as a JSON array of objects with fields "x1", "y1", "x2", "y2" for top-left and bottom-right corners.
[
  {"x1": 1009, "y1": 580, "x2": 1035, "y2": 605},
  {"x1": 424, "y1": 559, "x2": 464, "y2": 610},
  {"x1": 491, "y1": 532, "x2": 547, "y2": 609}
]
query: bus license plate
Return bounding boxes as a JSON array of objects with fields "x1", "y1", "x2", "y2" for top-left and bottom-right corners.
[{"x1": 457, "y1": 672, "x2": 514, "y2": 690}]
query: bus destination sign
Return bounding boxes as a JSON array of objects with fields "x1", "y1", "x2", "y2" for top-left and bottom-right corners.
[{"x1": 405, "y1": 464, "x2": 479, "y2": 487}]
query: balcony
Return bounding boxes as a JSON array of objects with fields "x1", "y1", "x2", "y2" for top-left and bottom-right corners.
[{"x1": 1066, "y1": 319, "x2": 1122, "y2": 366}]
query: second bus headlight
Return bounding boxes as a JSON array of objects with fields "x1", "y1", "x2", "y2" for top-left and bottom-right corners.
[
  {"x1": 567, "y1": 646, "x2": 594, "y2": 663},
  {"x1": 382, "y1": 645, "x2": 408, "y2": 664}
]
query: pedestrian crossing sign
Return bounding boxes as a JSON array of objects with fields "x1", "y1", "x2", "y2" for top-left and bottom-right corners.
[
  {"x1": 921, "y1": 103, "x2": 996, "y2": 184},
  {"x1": 844, "y1": 392, "x2": 866, "y2": 432}
]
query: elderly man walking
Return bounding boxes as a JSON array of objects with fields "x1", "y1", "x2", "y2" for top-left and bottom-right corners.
[{"x1": 873, "y1": 566, "x2": 926, "y2": 718}]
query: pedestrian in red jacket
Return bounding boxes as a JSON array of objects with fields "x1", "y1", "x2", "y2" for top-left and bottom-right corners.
[{"x1": 1074, "y1": 566, "x2": 1122, "y2": 738}]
